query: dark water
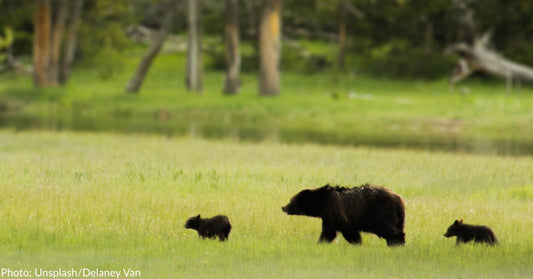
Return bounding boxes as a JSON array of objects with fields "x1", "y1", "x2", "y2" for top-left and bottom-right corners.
[{"x1": 1, "y1": 112, "x2": 532, "y2": 156}]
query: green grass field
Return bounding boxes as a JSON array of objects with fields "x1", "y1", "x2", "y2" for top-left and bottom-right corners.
[{"x1": 1, "y1": 130, "x2": 532, "y2": 278}]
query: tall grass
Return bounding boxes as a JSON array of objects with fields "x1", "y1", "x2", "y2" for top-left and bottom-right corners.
[{"x1": 0, "y1": 130, "x2": 532, "y2": 278}]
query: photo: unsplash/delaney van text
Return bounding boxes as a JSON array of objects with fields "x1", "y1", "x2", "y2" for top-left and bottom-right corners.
[{"x1": 1, "y1": 268, "x2": 141, "y2": 278}]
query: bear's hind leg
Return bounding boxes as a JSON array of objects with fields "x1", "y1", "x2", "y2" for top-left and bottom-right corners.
[
  {"x1": 342, "y1": 230, "x2": 362, "y2": 245},
  {"x1": 218, "y1": 227, "x2": 230, "y2": 241},
  {"x1": 376, "y1": 227, "x2": 405, "y2": 246},
  {"x1": 385, "y1": 232, "x2": 405, "y2": 246}
]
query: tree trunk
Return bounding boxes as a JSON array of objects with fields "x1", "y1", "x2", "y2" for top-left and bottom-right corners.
[
  {"x1": 125, "y1": 2, "x2": 176, "y2": 94},
  {"x1": 48, "y1": 0, "x2": 67, "y2": 86},
  {"x1": 223, "y1": 0, "x2": 241, "y2": 95},
  {"x1": 337, "y1": 1, "x2": 364, "y2": 70},
  {"x1": 33, "y1": 0, "x2": 52, "y2": 87},
  {"x1": 258, "y1": 0, "x2": 281, "y2": 96},
  {"x1": 186, "y1": 0, "x2": 202, "y2": 93},
  {"x1": 337, "y1": 1, "x2": 347, "y2": 70},
  {"x1": 59, "y1": 0, "x2": 83, "y2": 84}
]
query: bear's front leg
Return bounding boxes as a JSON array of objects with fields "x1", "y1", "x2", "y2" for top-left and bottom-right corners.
[{"x1": 319, "y1": 220, "x2": 337, "y2": 243}]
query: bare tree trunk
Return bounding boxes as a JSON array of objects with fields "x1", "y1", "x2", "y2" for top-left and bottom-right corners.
[
  {"x1": 258, "y1": 0, "x2": 281, "y2": 96},
  {"x1": 223, "y1": 0, "x2": 241, "y2": 95},
  {"x1": 33, "y1": 0, "x2": 52, "y2": 87},
  {"x1": 337, "y1": 1, "x2": 347, "y2": 70},
  {"x1": 423, "y1": 19, "x2": 434, "y2": 52},
  {"x1": 59, "y1": 0, "x2": 83, "y2": 84},
  {"x1": 186, "y1": 0, "x2": 202, "y2": 93},
  {"x1": 48, "y1": 0, "x2": 67, "y2": 86},
  {"x1": 448, "y1": 0, "x2": 533, "y2": 90},
  {"x1": 125, "y1": 2, "x2": 176, "y2": 94},
  {"x1": 448, "y1": 33, "x2": 533, "y2": 88},
  {"x1": 337, "y1": 1, "x2": 363, "y2": 70}
]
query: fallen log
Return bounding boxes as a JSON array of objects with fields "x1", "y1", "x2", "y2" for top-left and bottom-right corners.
[{"x1": 448, "y1": 32, "x2": 533, "y2": 89}]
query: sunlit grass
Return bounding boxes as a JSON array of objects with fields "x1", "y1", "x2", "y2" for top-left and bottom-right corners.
[{"x1": 0, "y1": 130, "x2": 532, "y2": 278}]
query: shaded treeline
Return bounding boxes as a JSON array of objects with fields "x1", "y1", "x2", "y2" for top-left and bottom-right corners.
[{"x1": 1, "y1": 0, "x2": 532, "y2": 94}]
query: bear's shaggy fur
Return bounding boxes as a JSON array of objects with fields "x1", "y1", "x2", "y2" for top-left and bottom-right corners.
[
  {"x1": 184, "y1": 214, "x2": 232, "y2": 241},
  {"x1": 444, "y1": 220, "x2": 497, "y2": 245},
  {"x1": 282, "y1": 184, "x2": 405, "y2": 246}
]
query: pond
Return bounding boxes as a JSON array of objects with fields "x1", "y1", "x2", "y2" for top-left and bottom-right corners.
[{"x1": 1, "y1": 112, "x2": 532, "y2": 156}]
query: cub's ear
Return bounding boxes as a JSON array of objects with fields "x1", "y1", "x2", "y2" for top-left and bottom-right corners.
[
  {"x1": 196, "y1": 214, "x2": 201, "y2": 218},
  {"x1": 459, "y1": 219, "x2": 463, "y2": 224},
  {"x1": 454, "y1": 219, "x2": 460, "y2": 224}
]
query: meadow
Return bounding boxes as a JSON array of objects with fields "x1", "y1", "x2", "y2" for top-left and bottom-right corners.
[
  {"x1": 2, "y1": 47, "x2": 533, "y2": 155},
  {"x1": 1, "y1": 44, "x2": 533, "y2": 278},
  {"x1": 0, "y1": 130, "x2": 532, "y2": 278}
]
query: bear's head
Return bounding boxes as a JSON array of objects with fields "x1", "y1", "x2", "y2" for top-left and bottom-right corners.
[
  {"x1": 282, "y1": 185, "x2": 332, "y2": 217},
  {"x1": 444, "y1": 219, "x2": 463, "y2": 237},
  {"x1": 184, "y1": 214, "x2": 202, "y2": 229}
]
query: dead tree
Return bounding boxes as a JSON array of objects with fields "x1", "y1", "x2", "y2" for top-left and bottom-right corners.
[
  {"x1": 448, "y1": 32, "x2": 533, "y2": 90},
  {"x1": 223, "y1": 0, "x2": 241, "y2": 95},
  {"x1": 337, "y1": 1, "x2": 364, "y2": 70},
  {"x1": 448, "y1": 0, "x2": 533, "y2": 90},
  {"x1": 258, "y1": 0, "x2": 282, "y2": 96},
  {"x1": 125, "y1": 1, "x2": 176, "y2": 94},
  {"x1": 186, "y1": 0, "x2": 203, "y2": 93},
  {"x1": 59, "y1": 0, "x2": 83, "y2": 84},
  {"x1": 33, "y1": 0, "x2": 52, "y2": 87},
  {"x1": 33, "y1": 0, "x2": 83, "y2": 87}
]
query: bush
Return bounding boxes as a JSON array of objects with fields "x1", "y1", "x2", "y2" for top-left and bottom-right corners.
[{"x1": 352, "y1": 40, "x2": 456, "y2": 79}]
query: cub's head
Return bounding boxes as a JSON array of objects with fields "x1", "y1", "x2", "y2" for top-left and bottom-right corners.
[
  {"x1": 184, "y1": 214, "x2": 202, "y2": 229},
  {"x1": 444, "y1": 219, "x2": 463, "y2": 237},
  {"x1": 282, "y1": 185, "x2": 332, "y2": 217}
]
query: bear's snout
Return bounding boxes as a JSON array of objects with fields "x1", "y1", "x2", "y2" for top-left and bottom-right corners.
[{"x1": 282, "y1": 205, "x2": 288, "y2": 213}]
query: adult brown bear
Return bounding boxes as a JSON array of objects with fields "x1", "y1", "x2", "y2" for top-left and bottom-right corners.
[{"x1": 282, "y1": 184, "x2": 405, "y2": 246}]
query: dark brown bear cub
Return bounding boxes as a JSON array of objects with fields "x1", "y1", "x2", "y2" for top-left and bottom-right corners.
[
  {"x1": 184, "y1": 214, "x2": 232, "y2": 241},
  {"x1": 444, "y1": 219, "x2": 497, "y2": 245},
  {"x1": 282, "y1": 184, "x2": 405, "y2": 246}
]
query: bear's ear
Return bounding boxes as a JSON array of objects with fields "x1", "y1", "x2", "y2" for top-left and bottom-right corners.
[
  {"x1": 454, "y1": 220, "x2": 460, "y2": 225},
  {"x1": 196, "y1": 214, "x2": 201, "y2": 218},
  {"x1": 459, "y1": 219, "x2": 463, "y2": 224}
]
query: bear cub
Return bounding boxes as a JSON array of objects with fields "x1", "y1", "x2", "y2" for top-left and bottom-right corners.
[
  {"x1": 184, "y1": 214, "x2": 232, "y2": 241},
  {"x1": 282, "y1": 184, "x2": 405, "y2": 246},
  {"x1": 444, "y1": 219, "x2": 497, "y2": 245}
]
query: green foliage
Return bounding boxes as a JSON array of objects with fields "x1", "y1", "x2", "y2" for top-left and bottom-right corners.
[
  {"x1": 79, "y1": 22, "x2": 130, "y2": 61},
  {"x1": 1, "y1": 0, "x2": 532, "y2": 79},
  {"x1": 355, "y1": 40, "x2": 457, "y2": 79},
  {"x1": 0, "y1": 27, "x2": 14, "y2": 47},
  {"x1": 281, "y1": 43, "x2": 331, "y2": 74},
  {"x1": 91, "y1": 38, "x2": 125, "y2": 80},
  {"x1": 0, "y1": 27, "x2": 14, "y2": 61}
]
